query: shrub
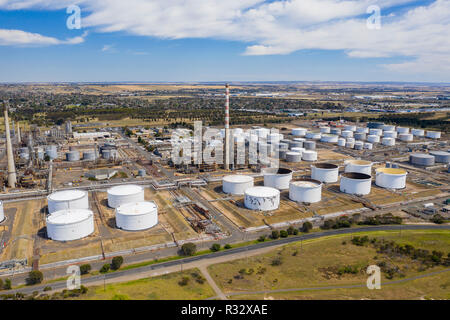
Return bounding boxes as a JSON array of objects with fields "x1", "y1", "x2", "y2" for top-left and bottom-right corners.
[
  {"x1": 287, "y1": 226, "x2": 295, "y2": 235},
  {"x1": 271, "y1": 230, "x2": 280, "y2": 239},
  {"x1": 257, "y1": 235, "x2": 267, "y2": 242},
  {"x1": 111, "y1": 256, "x2": 124, "y2": 270},
  {"x1": 431, "y1": 214, "x2": 445, "y2": 224},
  {"x1": 224, "y1": 244, "x2": 232, "y2": 249},
  {"x1": 293, "y1": 229, "x2": 299, "y2": 235},
  {"x1": 79, "y1": 264, "x2": 91, "y2": 275},
  {"x1": 302, "y1": 221, "x2": 313, "y2": 233},
  {"x1": 271, "y1": 257, "x2": 283, "y2": 266},
  {"x1": 100, "y1": 264, "x2": 110, "y2": 273},
  {"x1": 3, "y1": 279, "x2": 11, "y2": 290},
  {"x1": 0, "y1": 279, "x2": 3, "y2": 290},
  {"x1": 26, "y1": 271, "x2": 43, "y2": 285},
  {"x1": 181, "y1": 243, "x2": 197, "y2": 256},
  {"x1": 210, "y1": 243, "x2": 221, "y2": 252},
  {"x1": 280, "y1": 230, "x2": 288, "y2": 238},
  {"x1": 178, "y1": 277, "x2": 190, "y2": 286},
  {"x1": 43, "y1": 286, "x2": 52, "y2": 292}
]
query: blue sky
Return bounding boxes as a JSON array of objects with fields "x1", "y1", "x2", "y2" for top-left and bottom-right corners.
[{"x1": 0, "y1": 0, "x2": 448, "y2": 83}]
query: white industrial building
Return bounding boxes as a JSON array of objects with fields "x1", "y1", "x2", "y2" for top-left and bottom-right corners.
[
  {"x1": 262, "y1": 168, "x2": 293, "y2": 190},
  {"x1": 73, "y1": 131, "x2": 111, "y2": 139},
  {"x1": 244, "y1": 187, "x2": 280, "y2": 211},
  {"x1": 115, "y1": 201, "x2": 158, "y2": 231},
  {"x1": 289, "y1": 179, "x2": 322, "y2": 203},
  {"x1": 107, "y1": 185, "x2": 145, "y2": 208},
  {"x1": 375, "y1": 168, "x2": 407, "y2": 189},
  {"x1": 47, "y1": 190, "x2": 89, "y2": 214},
  {"x1": 222, "y1": 175, "x2": 254, "y2": 195},
  {"x1": 46, "y1": 209, "x2": 94, "y2": 241}
]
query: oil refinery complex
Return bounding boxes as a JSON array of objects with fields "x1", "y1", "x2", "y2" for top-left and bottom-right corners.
[{"x1": 0, "y1": 85, "x2": 449, "y2": 279}]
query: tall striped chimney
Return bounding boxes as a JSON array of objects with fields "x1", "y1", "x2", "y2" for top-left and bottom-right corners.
[
  {"x1": 224, "y1": 83, "x2": 230, "y2": 170},
  {"x1": 4, "y1": 105, "x2": 17, "y2": 188},
  {"x1": 17, "y1": 123, "x2": 21, "y2": 144}
]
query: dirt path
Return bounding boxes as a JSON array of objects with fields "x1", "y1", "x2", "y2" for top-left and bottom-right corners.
[{"x1": 198, "y1": 265, "x2": 227, "y2": 300}]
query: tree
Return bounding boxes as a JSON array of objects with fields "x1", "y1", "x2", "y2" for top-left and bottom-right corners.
[
  {"x1": 224, "y1": 244, "x2": 232, "y2": 249},
  {"x1": 26, "y1": 270, "x2": 44, "y2": 285},
  {"x1": 258, "y1": 235, "x2": 267, "y2": 242},
  {"x1": 80, "y1": 264, "x2": 91, "y2": 275},
  {"x1": 111, "y1": 256, "x2": 124, "y2": 270},
  {"x1": 302, "y1": 221, "x2": 313, "y2": 233},
  {"x1": 3, "y1": 279, "x2": 11, "y2": 290},
  {"x1": 210, "y1": 243, "x2": 221, "y2": 252},
  {"x1": 181, "y1": 243, "x2": 197, "y2": 256},
  {"x1": 100, "y1": 264, "x2": 110, "y2": 273},
  {"x1": 271, "y1": 230, "x2": 280, "y2": 239},
  {"x1": 0, "y1": 278, "x2": 3, "y2": 290},
  {"x1": 280, "y1": 230, "x2": 288, "y2": 238},
  {"x1": 287, "y1": 226, "x2": 295, "y2": 235}
]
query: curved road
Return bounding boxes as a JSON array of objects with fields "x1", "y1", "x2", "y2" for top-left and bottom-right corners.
[{"x1": 3, "y1": 224, "x2": 450, "y2": 296}]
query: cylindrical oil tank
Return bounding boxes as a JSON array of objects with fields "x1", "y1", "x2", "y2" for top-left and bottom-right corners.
[
  {"x1": 263, "y1": 168, "x2": 293, "y2": 190},
  {"x1": 138, "y1": 168, "x2": 146, "y2": 177},
  {"x1": 306, "y1": 132, "x2": 321, "y2": 140},
  {"x1": 244, "y1": 187, "x2": 280, "y2": 211},
  {"x1": 411, "y1": 128, "x2": 425, "y2": 137},
  {"x1": 375, "y1": 168, "x2": 407, "y2": 189},
  {"x1": 47, "y1": 190, "x2": 89, "y2": 214},
  {"x1": 280, "y1": 139, "x2": 291, "y2": 145},
  {"x1": 66, "y1": 151, "x2": 80, "y2": 162},
  {"x1": 286, "y1": 152, "x2": 302, "y2": 162},
  {"x1": 338, "y1": 138, "x2": 346, "y2": 147},
  {"x1": 46, "y1": 209, "x2": 94, "y2": 241},
  {"x1": 102, "y1": 148, "x2": 118, "y2": 160},
  {"x1": 293, "y1": 137, "x2": 306, "y2": 143},
  {"x1": 302, "y1": 150, "x2": 317, "y2": 161},
  {"x1": 267, "y1": 133, "x2": 282, "y2": 143},
  {"x1": 346, "y1": 140, "x2": 355, "y2": 149},
  {"x1": 277, "y1": 142, "x2": 289, "y2": 151},
  {"x1": 320, "y1": 126, "x2": 331, "y2": 134},
  {"x1": 368, "y1": 122, "x2": 384, "y2": 129},
  {"x1": 364, "y1": 142, "x2": 373, "y2": 150},
  {"x1": 382, "y1": 125, "x2": 396, "y2": 132},
  {"x1": 396, "y1": 127, "x2": 409, "y2": 134},
  {"x1": 291, "y1": 147, "x2": 305, "y2": 154},
  {"x1": 311, "y1": 163, "x2": 339, "y2": 183},
  {"x1": 367, "y1": 135, "x2": 380, "y2": 143},
  {"x1": 223, "y1": 175, "x2": 254, "y2": 195},
  {"x1": 341, "y1": 130, "x2": 353, "y2": 138},
  {"x1": 107, "y1": 185, "x2": 145, "y2": 208},
  {"x1": 383, "y1": 131, "x2": 397, "y2": 138},
  {"x1": 83, "y1": 151, "x2": 96, "y2": 161},
  {"x1": 426, "y1": 131, "x2": 441, "y2": 139},
  {"x1": 330, "y1": 128, "x2": 341, "y2": 135},
  {"x1": 429, "y1": 151, "x2": 450, "y2": 163},
  {"x1": 45, "y1": 145, "x2": 58, "y2": 160},
  {"x1": 278, "y1": 150, "x2": 287, "y2": 160},
  {"x1": 115, "y1": 201, "x2": 158, "y2": 231},
  {"x1": 356, "y1": 127, "x2": 369, "y2": 134},
  {"x1": 344, "y1": 125, "x2": 356, "y2": 132},
  {"x1": 292, "y1": 128, "x2": 307, "y2": 136},
  {"x1": 399, "y1": 133, "x2": 413, "y2": 142},
  {"x1": 409, "y1": 153, "x2": 435, "y2": 166},
  {"x1": 321, "y1": 134, "x2": 339, "y2": 143},
  {"x1": 369, "y1": 128, "x2": 383, "y2": 136},
  {"x1": 289, "y1": 179, "x2": 322, "y2": 203},
  {"x1": 354, "y1": 141, "x2": 364, "y2": 150},
  {"x1": 344, "y1": 160, "x2": 373, "y2": 175},
  {"x1": 382, "y1": 137, "x2": 396, "y2": 146},
  {"x1": 354, "y1": 132, "x2": 366, "y2": 141},
  {"x1": 0, "y1": 201, "x2": 4, "y2": 223},
  {"x1": 340, "y1": 172, "x2": 372, "y2": 195},
  {"x1": 289, "y1": 141, "x2": 303, "y2": 149},
  {"x1": 304, "y1": 141, "x2": 316, "y2": 150}
]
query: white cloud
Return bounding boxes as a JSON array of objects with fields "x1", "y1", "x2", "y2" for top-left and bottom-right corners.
[
  {"x1": 0, "y1": 28, "x2": 86, "y2": 46},
  {"x1": 0, "y1": 0, "x2": 449, "y2": 77}
]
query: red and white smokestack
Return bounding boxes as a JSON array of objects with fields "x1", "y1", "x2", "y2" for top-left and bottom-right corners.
[
  {"x1": 224, "y1": 83, "x2": 230, "y2": 170},
  {"x1": 4, "y1": 105, "x2": 17, "y2": 188}
]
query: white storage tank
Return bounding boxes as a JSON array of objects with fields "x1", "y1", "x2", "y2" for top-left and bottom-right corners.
[
  {"x1": 375, "y1": 168, "x2": 407, "y2": 189},
  {"x1": 356, "y1": 127, "x2": 369, "y2": 134},
  {"x1": 46, "y1": 209, "x2": 94, "y2": 241},
  {"x1": 291, "y1": 147, "x2": 305, "y2": 154},
  {"x1": 429, "y1": 151, "x2": 450, "y2": 163},
  {"x1": 47, "y1": 190, "x2": 89, "y2": 214},
  {"x1": 286, "y1": 152, "x2": 302, "y2": 163},
  {"x1": 292, "y1": 128, "x2": 307, "y2": 137},
  {"x1": 83, "y1": 151, "x2": 96, "y2": 161},
  {"x1": 330, "y1": 128, "x2": 341, "y2": 135},
  {"x1": 302, "y1": 150, "x2": 317, "y2": 161},
  {"x1": 397, "y1": 127, "x2": 409, "y2": 134},
  {"x1": 45, "y1": 145, "x2": 58, "y2": 160},
  {"x1": 426, "y1": 131, "x2": 441, "y2": 139},
  {"x1": 354, "y1": 141, "x2": 364, "y2": 150},
  {"x1": 338, "y1": 138, "x2": 346, "y2": 147},
  {"x1": 344, "y1": 160, "x2": 373, "y2": 175},
  {"x1": 340, "y1": 172, "x2": 372, "y2": 195},
  {"x1": 66, "y1": 151, "x2": 80, "y2": 162},
  {"x1": 107, "y1": 185, "x2": 145, "y2": 208},
  {"x1": 320, "y1": 126, "x2": 331, "y2": 133},
  {"x1": 346, "y1": 140, "x2": 355, "y2": 149},
  {"x1": 341, "y1": 130, "x2": 353, "y2": 138},
  {"x1": 369, "y1": 128, "x2": 383, "y2": 136},
  {"x1": 410, "y1": 153, "x2": 435, "y2": 166},
  {"x1": 115, "y1": 201, "x2": 158, "y2": 231},
  {"x1": 383, "y1": 131, "x2": 397, "y2": 139},
  {"x1": 320, "y1": 134, "x2": 339, "y2": 143},
  {"x1": 289, "y1": 140, "x2": 304, "y2": 149},
  {"x1": 382, "y1": 137, "x2": 396, "y2": 146},
  {"x1": 304, "y1": 141, "x2": 316, "y2": 150},
  {"x1": 289, "y1": 179, "x2": 322, "y2": 203},
  {"x1": 344, "y1": 125, "x2": 356, "y2": 132},
  {"x1": 311, "y1": 163, "x2": 339, "y2": 183},
  {"x1": 354, "y1": 133, "x2": 366, "y2": 141},
  {"x1": 222, "y1": 175, "x2": 254, "y2": 195},
  {"x1": 0, "y1": 201, "x2": 4, "y2": 223},
  {"x1": 399, "y1": 133, "x2": 413, "y2": 142},
  {"x1": 367, "y1": 135, "x2": 380, "y2": 143},
  {"x1": 306, "y1": 132, "x2": 321, "y2": 140},
  {"x1": 244, "y1": 187, "x2": 280, "y2": 211},
  {"x1": 382, "y1": 125, "x2": 396, "y2": 132},
  {"x1": 411, "y1": 128, "x2": 425, "y2": 137},
  {"x1": 364, "y1": 142, "x2": 373, "y2": 150},
  {"x1": 262, "y1": 168, "x2": 293, "y2": 190}
]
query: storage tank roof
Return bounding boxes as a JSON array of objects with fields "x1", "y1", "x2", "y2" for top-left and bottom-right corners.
[
  {"x1": 245, "y1": 186, "x2": 279, "y2": 197},
  {"x1": 47, "y1": 209, "x2": 92, "y2": 225},
  {"x1": 223, "y1": 175, "x2": 254, "y2": 183},
  {"x1": 291, "y1": 179, "x2": 321, "y2": 188},
  {"x1": 313, "y1": 163, "x2": 338, "y2": 169},
  {"x1": 116, "y1": 201, "x2": 157, "y2": 216},
  {"x1": 48, "y1": 189, "x2": 86, "y2": 202},
  {"x1": 429, "y1": 151, "x2": 450, "y2": 156},
  {"x1": 410, "y1": 153, "x2": 434, "y2": 159},
  {"x1": 346, "y1": 160, "x2": 372, "y2": 165},
  {"x1": 376, "y1": 168, "x2": 407, "y2": 175},
  {"x1": 108, "y1": 185, "x2": 143, "y2": 196}
]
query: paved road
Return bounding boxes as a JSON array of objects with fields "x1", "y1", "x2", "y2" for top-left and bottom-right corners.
[{"x1": 3, "y1": 224, "x2": 449, "y2": 296}]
